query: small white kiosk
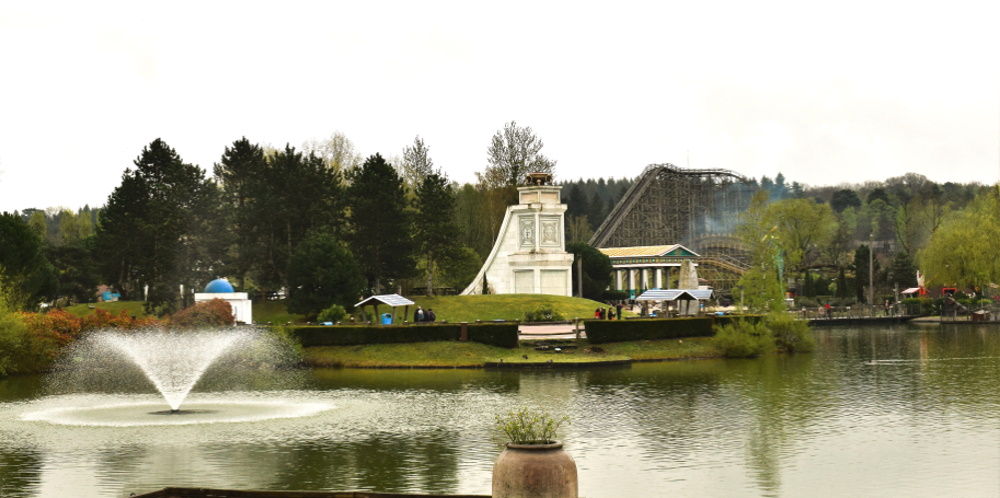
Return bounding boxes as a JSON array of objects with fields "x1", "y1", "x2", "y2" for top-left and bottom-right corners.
[{"x1": 194, "y1": 278, "x2": 253, "y2": 324}]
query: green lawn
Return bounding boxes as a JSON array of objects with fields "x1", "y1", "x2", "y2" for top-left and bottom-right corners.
[
  {"x1": 303, "y1": 337, "x2": 719, "y2": 368},
  {"x1": 63, "y1": 301, "x2": 151, "y2": 318},
  {"x1": 59, "y1": 294, "x2": 631, "y2": 327},
  {"x1": 381, "y1": 294, "x2": 633, "y2": 323},
  {"x1": 253, "y1": 299, "x2": 307, "y2": 324}
]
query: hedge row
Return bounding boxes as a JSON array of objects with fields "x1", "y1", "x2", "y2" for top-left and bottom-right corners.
[
  {"x1": 286, "y1": 322, "x2": 519, "y2": 348},
  {"x1": 585, "y1": 315, "x2": 764, "y2": 344}
]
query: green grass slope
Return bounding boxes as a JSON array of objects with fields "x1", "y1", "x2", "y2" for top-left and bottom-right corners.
[
  {"x1": 63, "y1": 301, "x2": 151, "y2": 318},
  {"x1": 387, "y1": 294, "x2": 632, "y2": 323}
]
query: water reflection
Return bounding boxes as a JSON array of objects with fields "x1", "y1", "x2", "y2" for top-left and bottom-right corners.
[{"x1": 0, "y1": 324, "x2": 996, "y2": 497}]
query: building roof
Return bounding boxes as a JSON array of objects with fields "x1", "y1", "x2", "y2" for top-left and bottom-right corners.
[
  {"x1": 635, "y1": 289, "x2": 714, "y2": 301},
  {"x1": 204, "y1": 278, "x2": 235, "y2": 293},
  {"x1": 355, "y1": 294, "x2": 415, "y2": 308},
  {"x1": 598, "y1": 244, "x2": 700, "y2": 258}
]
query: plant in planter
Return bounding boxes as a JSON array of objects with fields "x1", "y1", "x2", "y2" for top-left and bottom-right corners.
[{"x1": 492, "y1": 407, "x2": 577, "y2": 498}]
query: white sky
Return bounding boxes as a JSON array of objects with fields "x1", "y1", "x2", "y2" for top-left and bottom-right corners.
[{"x1": 1, "y1": 1, "x2": 998, "y2": 213}]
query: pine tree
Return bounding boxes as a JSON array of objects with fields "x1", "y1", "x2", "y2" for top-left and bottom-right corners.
[
  {"x1": 347, "y1": 154, "x2": 415, "y2": 294},
  {"x1": 415, "y1": 172, "x2": 461, "y2": 295}
]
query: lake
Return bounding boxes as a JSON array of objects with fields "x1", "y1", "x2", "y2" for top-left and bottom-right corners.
[{"x1": 0, "y1": 323, "x2": 997, "y2": 497}]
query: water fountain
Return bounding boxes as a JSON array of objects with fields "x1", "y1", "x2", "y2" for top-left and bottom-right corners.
[{"x1": 24, "y1": 327, "x2": 335, "y2": 426}]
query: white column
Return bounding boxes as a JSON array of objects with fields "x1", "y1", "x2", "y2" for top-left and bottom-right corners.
[
  {"x1": 616, "y1": 269, "x2": 623, "y2": 290},
  {"x1": 628, "y1": 269, "x2": 636, "y2": 293},
  {"x1": 654, "y1": 268, "x2": 663, "y2": 289}
]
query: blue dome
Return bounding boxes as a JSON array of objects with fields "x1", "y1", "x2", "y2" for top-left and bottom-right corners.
[{"x1": 204, "y1": 278, "x2": 235, "y2": 293}]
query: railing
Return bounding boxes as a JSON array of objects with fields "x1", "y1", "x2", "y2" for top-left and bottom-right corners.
[{"x1": 795, "y1": 303, "x2": 922, "y2": 320}]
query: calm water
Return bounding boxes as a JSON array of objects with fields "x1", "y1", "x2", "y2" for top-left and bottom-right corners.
[{"x1": 0, "y1": 323, "x2": 998, "y2": 497}]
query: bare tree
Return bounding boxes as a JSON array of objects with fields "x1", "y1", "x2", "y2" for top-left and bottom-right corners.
[
  {"x1": 479, "y1": 121, "x2": 556, "y2": 188},
  {"x1": 302, "y1": 131, "x2": 362, "y2": 173},
  {"x1": 401, "y1": 135, "x2": 435, "y2": 192}
]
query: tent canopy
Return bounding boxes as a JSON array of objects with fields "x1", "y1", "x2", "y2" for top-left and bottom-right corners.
[
  {"x1": 355, "y1": 294, "x2": 415, "y2": 308},
  {"x1": 636, "y1": 289, "x2": 713, "y2": 302},
  {"x1": 354, "y1": 294, "x2": 415, "y2": 325}
]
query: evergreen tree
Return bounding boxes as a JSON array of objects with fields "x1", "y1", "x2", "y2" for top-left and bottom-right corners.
[
  {"x1": 0, "y1": 212, "x2": 56, "y2": 309},
  {"x1": 347, "y1": 154, "x2": 415, "y2": 294},
  {"x1": 414, "y1": 172, "x2": 462, "y2": 295},
  {"x1": 566, "y1": 242, "x2": 613, "y2": 300},
  {"x1": 95, "y1": 139, "x2": 223, "y2": 309},
  {"x1": 286, "y1": 231, "x2": 365, "y2": 318},
  {"x1": 214, "y1": 137, "x2": 268, "y2": 289}
]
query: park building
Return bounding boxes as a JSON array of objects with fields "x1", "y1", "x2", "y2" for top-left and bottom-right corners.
[
  {"x1": 598, "y1": 244, "x2": 703, "y2": 298},
  {"x1": 194, "y1": 278, "x2": 252, "y2": 324}
]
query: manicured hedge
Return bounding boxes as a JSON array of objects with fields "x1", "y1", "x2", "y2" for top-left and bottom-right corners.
[
  {"x1": 286, "y1": 322, "x2": 519, "y2": 348},
  {"x1": 586, "y1": 317, "x2": 714, "y2": 344},
  {"x1": 585, "y1": 315, "x2": 763, "y2": 344}
]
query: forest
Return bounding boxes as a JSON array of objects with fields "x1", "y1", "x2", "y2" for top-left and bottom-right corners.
[{"x1": 0, "y1": 122, "x2": 996, "y2": 320}]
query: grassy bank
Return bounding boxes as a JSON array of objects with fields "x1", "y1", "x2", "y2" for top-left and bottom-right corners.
[
  {"x1": 63, "y1": 301, "x2": 151, "y2": 318},
  {"x1": 303, "y1": 337, "x2": 719, "y2": 368},
  {"x1": 380, "y1": 294, "x2": 634, "y2": 323},
  {"x1": 60, "y1": 295, "x2": 630, "y2": 325}
]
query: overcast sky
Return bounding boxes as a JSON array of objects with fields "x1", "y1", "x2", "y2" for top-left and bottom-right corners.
[{"x1": 1, "y1": 1, "x2": 998, "y2": 213}]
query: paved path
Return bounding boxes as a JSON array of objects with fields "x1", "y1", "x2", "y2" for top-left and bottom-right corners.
[{"x1": 518, "y1": 323, "x2": 583, "y2": 340}]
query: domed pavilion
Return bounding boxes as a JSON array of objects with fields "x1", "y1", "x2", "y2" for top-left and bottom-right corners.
[{"x1": 194, "y1": 278, "x2": 252, "y2": 324}]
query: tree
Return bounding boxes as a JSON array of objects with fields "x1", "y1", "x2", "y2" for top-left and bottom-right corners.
[
  {"x1": 302, "y1": 131, "x2": 362, "y2": 172},
  {"x1": 830, "y1": 189, "x2": 861, "y2": 213},
  {"x1": 346, "y1": 154, "x2": 415, "y2": 294},
  {"x1": 736, "y1": 191, "x2": 787, "y2": 313},
  {"x1": 235, "y1": 143, "x2": 345, "y2": 290},
  {"x1": 453, "y1": 184, "x2": 493, "y2": 260},
  {"x1": 852, "y1": 244, "x2": 880, "y2": 303},
  {"x1": 401, "y1": 135, "x2": 435, "y2": 193},
  {"x1": 482, "y1": 121, "x2": 556, "y2": 188},
  {"x1": 414, "y1": 172, "x2": 462, "y2": 295},
  {"x1": 763, "y1": 198, "x2": 837, "y2": 271},
  {"x1": 918, "y1": 187, "x2": 1000, "y2": 292},
  {"x1": 476, "y1": 121, "x2": 557, "y2": 238},
  {"x1": 0, "y1": 212, "x2": 56, "y2": 309},
  {"x1": 887, "y1": 251, "x2": 918, "y2": 291},
  {"x1": 46, "y1": 236, "x2": 99, "y2": 305},
  {"x1": 566, "y1": 243, "x2": 613, "y2": 300},
  {"x1": 286, "y1": 231, "x2": 365, "y2": 318},
  {"x1": 213, "y1": 137, "x2": 268, "y2": 289},
  {"x1": 95, "y1": 139, "x2": 223, "y2": 310}
]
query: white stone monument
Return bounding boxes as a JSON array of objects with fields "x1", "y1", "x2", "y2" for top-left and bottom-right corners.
[{"x1": 461, "y1": 173, "x2": 574, "y2": 296}]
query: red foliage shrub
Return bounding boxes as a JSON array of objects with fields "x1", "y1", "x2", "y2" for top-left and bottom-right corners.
[
  {"x1": 169, "y1": 299, "x2": 235, "y2": 328},
  {"x1": 19, "y1": 309, "x2": 81, "y2": 364},
  {"x1": 80, "y1": 309, "x2": 160, "y2": 333}
]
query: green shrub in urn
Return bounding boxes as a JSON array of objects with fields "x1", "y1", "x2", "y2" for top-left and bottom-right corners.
[{"x1": 495, "y1": 406, "x2": 568, "y2": 445}]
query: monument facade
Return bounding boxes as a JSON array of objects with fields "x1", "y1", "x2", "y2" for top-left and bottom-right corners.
[{"x1": 461, "y1": 174, "x2": 574, "y2": 296}]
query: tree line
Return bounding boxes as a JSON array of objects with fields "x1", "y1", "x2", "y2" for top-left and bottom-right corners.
[
  {"x1": 1, "y1": 123, "x2": 992, "y2": 318},
  {"x1": 0, "y1": 122, "x2": 564, "y2": 318}
]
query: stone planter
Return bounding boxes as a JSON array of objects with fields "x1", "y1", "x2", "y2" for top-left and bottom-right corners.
[{"x1": 492, "y1": 441, "x2": 578, "y2": 498}]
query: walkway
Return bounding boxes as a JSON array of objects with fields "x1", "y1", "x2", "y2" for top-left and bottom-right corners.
[{"x1": 518, "y1": 323, "x2": 583, "y2": 340}]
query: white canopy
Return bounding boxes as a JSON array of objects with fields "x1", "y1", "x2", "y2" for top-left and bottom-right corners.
[{"x1": 636, "y1": 289, "x2": 713, "y2": 301}]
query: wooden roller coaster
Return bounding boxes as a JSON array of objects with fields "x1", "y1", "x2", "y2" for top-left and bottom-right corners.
[{"x1": 589, "y1": 164, "x2": 754, "y2": 295}]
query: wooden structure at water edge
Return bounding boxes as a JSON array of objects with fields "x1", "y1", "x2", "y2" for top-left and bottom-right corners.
[{"x1": 134, "y1": 487, "x2": 489, "y2": 498}]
